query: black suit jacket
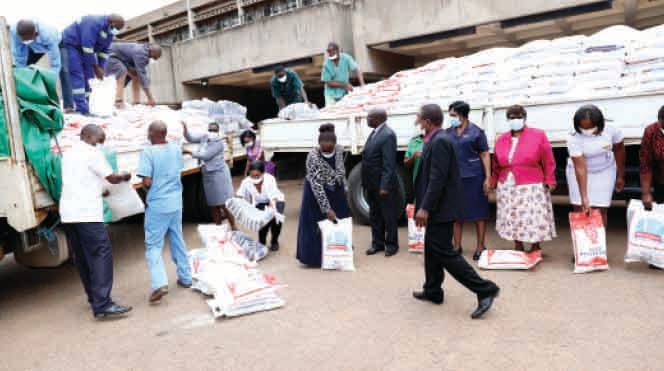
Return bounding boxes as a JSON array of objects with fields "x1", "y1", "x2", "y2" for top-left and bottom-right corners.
[
  {"x1": 415, "y1": 129, "x2": 464, "y2": 224},
  {"x1": 362, "y1": 123, "x2": 398, "y2": 191}
]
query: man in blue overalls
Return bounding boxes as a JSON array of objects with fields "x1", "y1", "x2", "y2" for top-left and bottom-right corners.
[{"x1": 62, "y1": 15, "x2": 124, "y2": 115}]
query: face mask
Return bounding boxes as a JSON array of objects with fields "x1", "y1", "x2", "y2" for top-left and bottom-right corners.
[
  {"x1": 250, "y1": 176, "x2": 263, "y2": 185},
  {"x1": 278, "y1": 75, "x2": 287, "y2": 83},
  {"x1": 413, "y1": 126, "x2": 424, "y2": 137},
  {"x1": 245, "y1": 141, "x2": 254, "y2": 149},
  {"x1": 149, "y1": 58, "x2": 156, "y2": 65},
  {"x1": 328, "y1": 53, "x2": 338, "y2": 60},
  {"x1": 448, "y1": 117, "x2": 461, "y2": 128},
  {"x1": 110, "y1": 27, "x2": 120, "y2": 36},
  {"x1": 508, "y1": 118, "x2": 525, "y2": 132},
  {"x1": 22, "y1": 39, "x2": 34, "y2": 45},
  {"x1": 208, "y1": 132, "x2": 220, "y2": 140},
  {"x1": 321, "y1": 151, "x2": 335, "y2": 159},
  {"x1": 581, "y1": 127, "x2": 597, "y2": 136}
]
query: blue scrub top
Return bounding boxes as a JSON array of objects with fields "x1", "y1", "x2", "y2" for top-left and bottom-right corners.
[
  {"x1": 137, "y1": 143, "x2": 184, "y2": 213},
  {"x1": 446, "y1": 123, "x2": 489, "y2": 179}
]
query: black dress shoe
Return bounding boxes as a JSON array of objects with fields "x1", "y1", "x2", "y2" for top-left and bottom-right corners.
[
  {"x1": 366, "y1": 246, "x2": 385, "y2": 255},
  {"x1": 385, "y1": 249, "x2": 398, "y2": 257},
  {"x1": 412, "y1": 291, "x2": 444, "y2": 305},
  {"x1": 649, "y1": 264, "x2": 663, "y2": 270},
  {"x1": 473, "y1": 249, "x2": 485, "y2": 261},
  {"x1": 94, "y1": 303, "x2": 133, "y2": 319},
  {"x1": 177, "y1": 280, "x2": 192, "y2": 289},
  {"x1": 270, "y1": 242, "x2": 280, "y2": 252},
  {"x1": 471, "y1": 288, "x2": 500, "y2": 319}
]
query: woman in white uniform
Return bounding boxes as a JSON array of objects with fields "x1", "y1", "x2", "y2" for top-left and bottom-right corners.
[{"x1": 566, "y1": 105, "x2": 626, "y2": 226}]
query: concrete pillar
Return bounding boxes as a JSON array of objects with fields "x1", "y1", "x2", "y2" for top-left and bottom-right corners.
[
  {"x1": 296, "y1": 0, "x2": 303, "y2": 8},
  {"x1": 186, "y1": 0, "x2": 197, "y2": 39},
  {"x1": 147, "y1": 24, "x2": 155, "y2": 43},
  {"x1": 236, "y1": 0, "x2": 245, "y2": 24}
]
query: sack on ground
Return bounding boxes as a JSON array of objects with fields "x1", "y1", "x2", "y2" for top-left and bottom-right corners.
[
  {"x1": 318, "y1": 218, "x2": 355, "y2": 271},
  {"x1": 225, "y1": 198, "x2": 275, "y2": 232},
  {"x1": 406, "y1": 204, "x2": 425, "y2": 253},
  {"x1": 104, "y1": 181, "x2": 145, "y2": 222},
  {"x1": 478, "y1": 249, "x2": 543, "y2": 270},
  {"x1": 625, "y1": 199, "x2": 664, "y2": 268},
  {"x1": 569, "y1": 210, "x2": 609, "y2": 273}
]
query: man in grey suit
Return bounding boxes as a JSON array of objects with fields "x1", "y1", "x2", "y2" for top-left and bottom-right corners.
[{"x1": 362, "y1": 108, "x2": 400, "y2": 257}]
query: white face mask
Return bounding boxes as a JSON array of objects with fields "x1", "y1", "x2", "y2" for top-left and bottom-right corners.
[
  {"x1": 321, "y1": 151, "x2": 335, "y2": 159},
  {"x1": 581, "y1": 127, "x2": 597, "y2": 136},
  {"x1": 245, "y1": 141, "x2": 254, "y2": 149},
  {"x1": 328, "y1": 53, "x2": 338, "y2": 60},
  {"x1": 22, "y1": 39, "x2": 34, "y2": 45},
  {"x1": 250, "y1": 176, "x2": 263, "y2": 185},
  {"x1": 149, "y1": 58, "x2": 156, "y2": 65},
  {"x1": 110, "y1": 27, "x2": 120, "y2": 36},
  {"x1": 278, "y1": 75, "x2": 287, "y2": 83},
  {"x1": 208, "y1": 132, "x2": 220, "y2": 140},
  {"x1": 508, "y1": 118, "x2": 525, "y2": 132},
  {"x1": 413, "y1": 126, "x2": 424, "y2": 137}
]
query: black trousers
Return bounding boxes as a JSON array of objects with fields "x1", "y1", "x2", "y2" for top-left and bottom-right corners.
[
  {"x1": 423, "y1": 221, "x2": 498, "y2": 298},
  {"x1": 64, "y1": 222, "x2": 114, "y2": 314},
  {"x1": 257, "y1": 202, "x2": 284, "y2": 245},
  {"x1": 367, "y1": 190, "x2": 399, "y2": 252}
]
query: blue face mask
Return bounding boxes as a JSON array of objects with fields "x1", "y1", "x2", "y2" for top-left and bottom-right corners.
[
  {"x1": 110, "y1": 27, "x2": 120, "y2": 36},
  {"x1": 449, "y1": 117, "x2": 461, "y2": 128}
]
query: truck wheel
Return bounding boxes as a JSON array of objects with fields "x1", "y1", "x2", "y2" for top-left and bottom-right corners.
[
  {"x1": 14, "y1": 228, "x2": 69, "y2": 268},
  {"x1": 347, "y1": 163, "x2": 408, "y2": 225}
]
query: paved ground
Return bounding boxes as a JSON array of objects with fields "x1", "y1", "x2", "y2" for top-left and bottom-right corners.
[{"x1": 2, "y1": 179, "x2": 664, "y2": 371}]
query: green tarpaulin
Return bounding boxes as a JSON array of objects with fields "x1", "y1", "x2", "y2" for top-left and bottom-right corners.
[{"x1": 0, "y1": 66, "x2": 63, "y2": 200}]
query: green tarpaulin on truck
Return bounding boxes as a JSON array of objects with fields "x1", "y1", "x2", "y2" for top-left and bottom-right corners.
[{"x1": 0, "y1": 66, "x2": 63, "y2": 200}]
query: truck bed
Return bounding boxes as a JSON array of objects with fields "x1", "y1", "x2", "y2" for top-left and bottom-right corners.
[{"x1": 260, "y1": 92, "x2": 661, "y2": 157}]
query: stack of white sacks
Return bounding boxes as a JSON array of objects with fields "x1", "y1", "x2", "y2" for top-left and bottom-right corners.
[
  {"x1": 190, "y1": 224, "x2": 286, "y2": 319},
  {"x1": 317, "y1": 24, "x2": 664, "y2": 118},
  {"x1": 55, "y1": 99, "x2": 252, "y2": 155}
]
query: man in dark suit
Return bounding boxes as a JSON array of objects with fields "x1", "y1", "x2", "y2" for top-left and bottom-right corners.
[
  {"x1": 362, "y1": 108, "x2": 400, "y2": 257},
  {"x1": 413, "y1": 104, "x2": 500, "y2": 319}
]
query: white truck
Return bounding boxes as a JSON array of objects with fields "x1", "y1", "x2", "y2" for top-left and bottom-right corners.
[
  {"x1": 0, "y1": 18, "x2": 244, "y2": 268},
  {"x1": 260, "y1": 93, "x2": 659, "y2": 224}
]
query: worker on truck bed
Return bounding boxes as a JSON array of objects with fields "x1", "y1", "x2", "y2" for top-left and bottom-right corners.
[
  {"x1": 104, "y1": 42, "x2": 162, "y2": 108},
  {"x1": 10, "y1": 20, "x2": 69, "y2": 109},
  {"x1": 62, "y1": 14, "x2": 125, "y2": 115},
  {"x1": 271, "y1": 65, "x2": 308, "y2": 110},
  {"x1": 321, "y1": 42, "x2": 364, "y2": 107},
  {"x1": 10, "y1": 20, "x2": 61, "y2": 73}
]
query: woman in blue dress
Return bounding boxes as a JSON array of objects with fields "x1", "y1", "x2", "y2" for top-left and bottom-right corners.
[
  {"x1": 296, "y1": 123, "x2": 349, "y2": 267},
  {"x1": 446, "y1": 101, "x2": 491, "y2": 261}
]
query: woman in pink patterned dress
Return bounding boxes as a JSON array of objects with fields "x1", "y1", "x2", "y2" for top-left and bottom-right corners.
[
  {"x1": 490, "y1": 105, "x2": 557, "y2": 252},
  {"x1": 240, "y1": 130, "x2": 276, "y2": 176}
]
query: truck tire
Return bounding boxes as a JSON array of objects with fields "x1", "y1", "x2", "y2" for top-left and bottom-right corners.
[
  {"x1": 347, "y1": 163, "x2": 409, "y2": 226},
  {"x1": 14, "y1": 228, "x2": 69, "y2": 268}
]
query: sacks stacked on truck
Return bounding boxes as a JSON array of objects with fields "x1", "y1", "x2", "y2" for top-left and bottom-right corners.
[
  {"x1": 191, "y1": 224, "x2": 285, "y2": 318},
  {"x1": 313, "y1": 24, "x2": 664, "y2": 119},
  {"x1": 181, "y1": 99, "x2": 252, "y2": 133},
  {"x1": 278, "y1": 102, "x2": 321, "y2": 120}
]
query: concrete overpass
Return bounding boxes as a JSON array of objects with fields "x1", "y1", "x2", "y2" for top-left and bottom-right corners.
[{"x1": 130, "y1": 0, "x2": 664, "y2": 120}]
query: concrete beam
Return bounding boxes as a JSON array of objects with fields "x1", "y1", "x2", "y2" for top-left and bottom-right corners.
[{"x1": 624, "y1": 0, "x2": 637, "y2": 27}]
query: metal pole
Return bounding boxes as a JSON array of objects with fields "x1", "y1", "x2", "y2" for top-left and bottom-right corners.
[
  {"x1": 236, "y1": 0, "x2": 245, "y2": 24},
  {"x1": 0, "y1": 17, "x2": 26, "y2": 162},
  {"x1": 186, "y1": 0, "x2": 196, "y2": 39},
  {"x1": 147, "y1": 24, "x2": 155, "y2": 43}
]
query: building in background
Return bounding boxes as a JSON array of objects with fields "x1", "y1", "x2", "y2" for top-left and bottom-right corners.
[{"x1": 117, "y1": 0, "x2": 664, "y2": 122}]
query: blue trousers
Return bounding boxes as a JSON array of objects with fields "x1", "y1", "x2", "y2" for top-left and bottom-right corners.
[
  {"x1": 144, "y1": 208, "x2": 192, "y2": 290},
  {"x1": 65, "y1": 45, "x2": 92, "y2": 114},
  {"x1": 64, "y1": 222, "x2": 114, "y2": 314}
]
